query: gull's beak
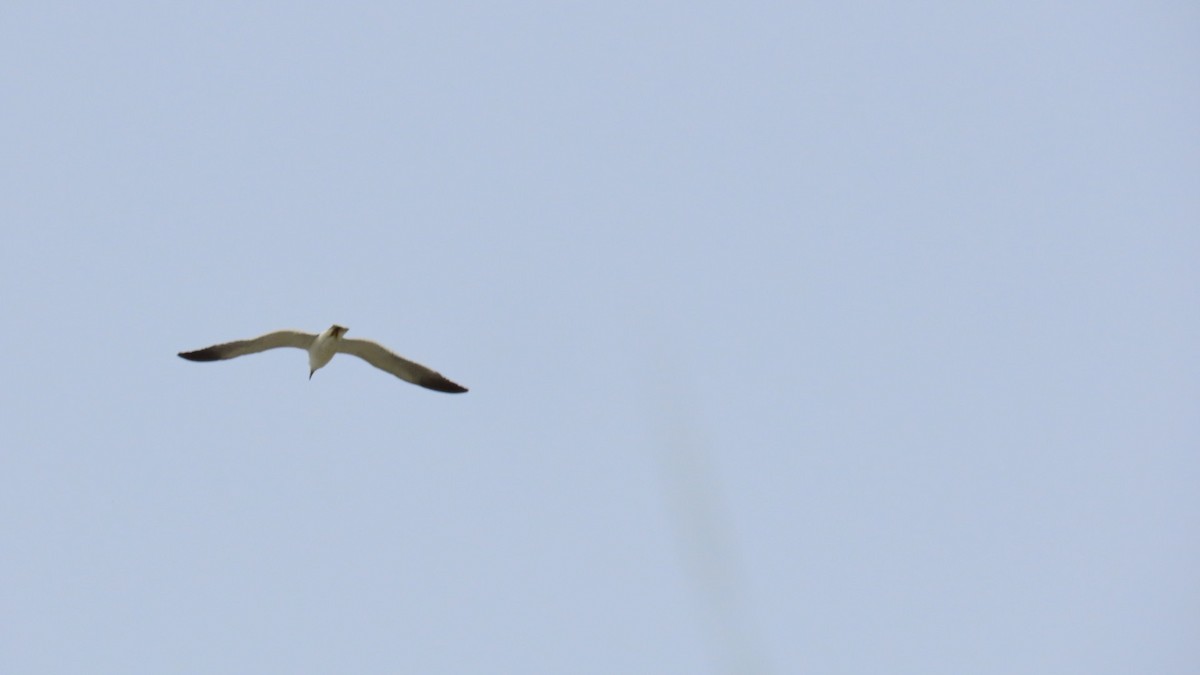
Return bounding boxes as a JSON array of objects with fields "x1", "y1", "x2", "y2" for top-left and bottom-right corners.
[{"x1": 309, "y1": 369, "x2": 315, "y2": 380}]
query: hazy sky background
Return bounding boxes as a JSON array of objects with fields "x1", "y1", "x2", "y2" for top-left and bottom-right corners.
[{"x1": 2, "y1": 2, "x2": 1196, "y2": 673}]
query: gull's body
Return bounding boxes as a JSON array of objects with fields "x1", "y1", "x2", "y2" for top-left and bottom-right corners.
[{"x1": 178, "y1": 325, "x2": 468, "y2": 393}]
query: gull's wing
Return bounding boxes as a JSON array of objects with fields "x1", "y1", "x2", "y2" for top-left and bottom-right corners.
[
  {"x1": 178, "y1": 330, "x2": 316, "y2": 362},
  {"x1": 336, "y1": 338, "x2": 468, "y2": 393}
]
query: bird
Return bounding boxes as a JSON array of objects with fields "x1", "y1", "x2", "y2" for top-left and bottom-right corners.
[{"x1": 178, "y1": 325, "x2": 468, "y2": 393}]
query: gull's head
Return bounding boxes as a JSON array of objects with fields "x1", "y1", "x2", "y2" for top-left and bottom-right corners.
[{"x1": 330, "y1": 324, "x2": 349, "y2": 339}]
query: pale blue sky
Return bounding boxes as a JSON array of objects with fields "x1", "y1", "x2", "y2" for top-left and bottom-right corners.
[{"x1": 1, "y1": 2, "x2": 1196, "y2": 673}]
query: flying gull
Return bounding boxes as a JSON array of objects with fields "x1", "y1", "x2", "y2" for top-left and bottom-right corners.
[{"x1": 178, "y1": 325, "x2": 468, "y2": 393}]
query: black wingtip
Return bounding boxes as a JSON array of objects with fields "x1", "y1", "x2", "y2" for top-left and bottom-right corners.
[
  {"x1": 178, "y1": 348, "x2": 223, "y2": 362},
  {"x1": 422, "y1": 375, "x2": 469, "y2": 394}
]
